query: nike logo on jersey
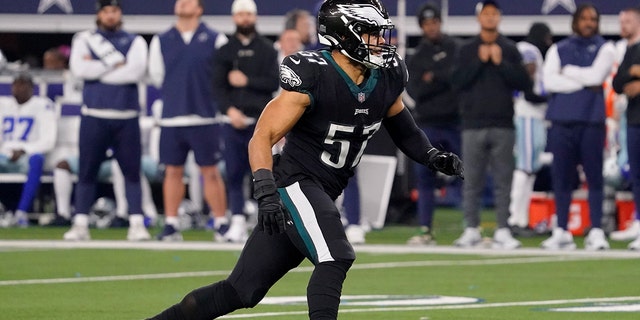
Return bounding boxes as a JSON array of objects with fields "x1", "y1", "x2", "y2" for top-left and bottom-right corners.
[
  {"x1": 354, "y1": 108, "x2": 369, "y2": 115},
  {"x1": 289, "y1": 56, "x2": 301, "y2": 65}
]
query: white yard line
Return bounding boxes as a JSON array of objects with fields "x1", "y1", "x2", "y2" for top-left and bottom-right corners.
[
  {"x1": 0, "y1": 270, "x2": 230, "y2": 286},
  {"x1": 1, "y1": 240, "x2": 639, "y2": 258},
  {"x1": 0, "y1": 254, "x2": 631, "y2": 287},
  {"x1": 219, "y1": 296, "x2": 640, "y2": 318}
]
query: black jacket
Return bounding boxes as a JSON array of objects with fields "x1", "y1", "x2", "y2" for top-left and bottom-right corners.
[
  {"x1": 451, "y1": 34, "x2": 531, "y2": 130},
  {"x1": 213, "y1": 33, "x2": 279, "y2": 118},
  {"x1": 613, "y1": 41, "x2": 640, "y2": 126},
  {"x1": 406, "y1": 34, "x2": 461, "y2": 126}
]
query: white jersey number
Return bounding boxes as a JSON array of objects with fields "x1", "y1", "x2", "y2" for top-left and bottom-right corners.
[
  {"x1": 299, "y1": 51, "x2": 328, "y2": 65},
  {"x1": 320, "y1": 121, "x2": 381, "y2": 169}
]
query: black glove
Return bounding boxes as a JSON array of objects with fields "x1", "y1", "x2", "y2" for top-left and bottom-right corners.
[
  {"x1": 427, "y1": 148, "x2": 464, "y2": 179},
  {"x1": 253, "y1": 169, "x2": 291, "y2": 235}
]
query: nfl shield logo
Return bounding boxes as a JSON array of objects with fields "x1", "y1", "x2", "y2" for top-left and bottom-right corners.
[{"x1": 357, "y1": 92, "x2": 365, "y2": 102}]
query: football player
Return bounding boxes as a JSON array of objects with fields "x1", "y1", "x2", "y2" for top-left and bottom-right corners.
[
  {"x1": 509, "y1": 22, "x2": 553, "y2": 236},
  {"x1": 147, "y1": 1, "x2": 462, "y2": 319},
  {"x1": 0, "y1": 73, "x2": 57, "y2": 227}
]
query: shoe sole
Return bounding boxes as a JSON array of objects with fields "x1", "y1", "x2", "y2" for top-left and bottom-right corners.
[
  {"x1": 491, "y1": 242, "x2": 521, "y2": 249},
  {"x1": 585, "y1": 242, "x2": 610, "y2": 251},
  {"x1": 224, "y1": 232, "x2": 248, "y2": 243},
  {"x1": 453, "y1": 240, "x2": 482, "y2": 248},
  {"x1": 610, "y1": 232, "x2": 639, "y2": 241},
  {"x1": 585, "y1": 246, "x2": 610, "y2": 251}
]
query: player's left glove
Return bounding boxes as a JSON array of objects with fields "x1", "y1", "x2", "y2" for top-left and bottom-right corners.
[
  {"x1": 427, "y1": 148, "x2": 464, "y2": 179},
  {"x1": 252, "y1": 169, "x2": 291, "y2": 235}
]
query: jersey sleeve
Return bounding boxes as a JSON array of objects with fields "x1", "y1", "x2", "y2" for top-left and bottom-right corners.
[
  {"x1": 148, "y1": 35, "x2": 164, "y2": 88},
  {"x1": 69, "y1": 30, "x2": 110, "y2": 80},
  {"x1": 279, "y1": 52, "x2": 318, "y2": 95},
  {"x1": 25, "y1": 98, "x2": 57, "y2": 155},
  {"x1": 387, "y1": 53, "x2": 408, "y2": 98},
  {"x1": 517, "y1": 43, "x2": 538, "y2": 65}
]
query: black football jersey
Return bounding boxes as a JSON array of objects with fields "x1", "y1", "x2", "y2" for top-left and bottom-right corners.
[{"x1": 274, "y1": 49, "x2": 407, "y2": 199}]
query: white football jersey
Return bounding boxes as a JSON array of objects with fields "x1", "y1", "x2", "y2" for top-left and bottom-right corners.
[
  {"x1": 0, "y1": 96, "x2": 57, "y2": 156},
  {"x1": 515, "y1": 41, "x2": 547, "y2": 119}
]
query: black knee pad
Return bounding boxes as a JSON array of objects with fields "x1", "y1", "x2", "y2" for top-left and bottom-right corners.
[
  {"x1": 227, "y1": 277, "x2": 270, "y2": 308},
  {"x1": 179, "y1": 279, "x2": 245, "y2": 319}
]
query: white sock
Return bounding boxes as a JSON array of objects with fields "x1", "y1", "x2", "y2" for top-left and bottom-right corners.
[
  {"x1": 231, "y1": 214, "x2": 246, "y2": 225},
  {"x1": 509, "y1": 170, "x2": 536, "y2": 227},
  {"x1": 53, "y1": 168, "x2": 73, "y2": 219},
  {"x1": 111, "y1": 160, "x2": 128, "y2": 219},
  {"x1": 165, "y1": 216, "x2": 179, "y2": 228},
  {"x1": 73, "y1": 214, "x2": 89, "y2": 227},
  {"x1": 214, "y1": 215, "x2": 229, "y2": 229},
  {"x1": 129, "y1": 214, "x2": 145, "y2": 227},
  {"x1": 14, "y1": 210, "x2": 27, "y2": 219},
  {"x1": 141, "y1": 175, "x2": 158, "y2": 220},
  {"x1": 186, "y1": 154, "x2": 204, "y2": 211}
]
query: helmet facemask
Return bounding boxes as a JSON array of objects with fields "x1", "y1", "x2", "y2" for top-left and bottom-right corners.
[{"x1": 343, "y1": 22, "x2": 396, "y2": 69}]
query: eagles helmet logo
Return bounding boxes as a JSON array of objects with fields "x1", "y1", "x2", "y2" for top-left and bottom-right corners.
[
  {"x1": 280, "y1": 64, "x2": 302, "y2": 87},
  {"x1": 336, "y1": 4, "x2": 387, "y2": 27}
]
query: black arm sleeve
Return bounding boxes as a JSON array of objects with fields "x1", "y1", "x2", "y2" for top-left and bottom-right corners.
[
  {"x1": 613, "y1": 48, "x2": 636, "y2": 94},
  {"x1": 382, "y1": 107, "x2": 434, "y2": 166},
  {"x1": 212, "y1": 49, "x2": 233, "y2": 114}
]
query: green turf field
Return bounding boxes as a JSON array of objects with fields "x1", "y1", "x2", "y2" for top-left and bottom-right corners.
[{"x1": 1, "y1": 208, "x2": 639, "y2": 319}]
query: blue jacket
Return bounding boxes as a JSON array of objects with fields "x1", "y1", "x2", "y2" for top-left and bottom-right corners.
[
  {"x1": 159, "y1": 23, "x2": 221, "y2": 118},
  {"x1": 546, "y1": 35, "x2": 606, "y2": 124},
  {"x1": 83, "y1": 30, "x2": 138, "y2": 111}
]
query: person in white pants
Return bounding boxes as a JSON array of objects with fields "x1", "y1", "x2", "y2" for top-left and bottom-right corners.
[{"x1": 509, "y1": 22, "x2": 553, "y2": 237}]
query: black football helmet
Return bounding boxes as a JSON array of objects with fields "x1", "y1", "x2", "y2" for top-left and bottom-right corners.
[{"x1": 318, "y1": 0, "x2": 396, "y2": 69}]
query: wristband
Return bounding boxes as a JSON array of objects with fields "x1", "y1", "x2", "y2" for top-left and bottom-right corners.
[{"x1": 253, "y1": 169, "x2": 277, "y2": 200}]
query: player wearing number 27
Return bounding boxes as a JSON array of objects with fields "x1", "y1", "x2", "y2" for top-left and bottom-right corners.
[
  {"x1": 147, "y1": 0, "x2": 462, "y2": 319},
  {"x1": 0, "y1": 74, "x2": 57, "y2": 227}
]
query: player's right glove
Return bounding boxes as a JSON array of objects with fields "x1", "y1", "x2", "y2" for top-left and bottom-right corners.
[
  {"x1": 252, "y1": 169, "x2": 291, "y2": 235},
  {"x1": 427, "y1": 147, "x2": 464, "y2": 179}
]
